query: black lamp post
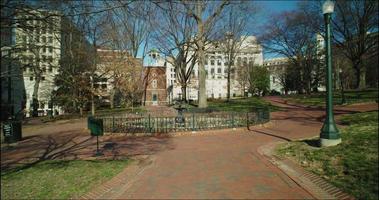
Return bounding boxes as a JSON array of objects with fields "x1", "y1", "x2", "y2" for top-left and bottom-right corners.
[{"x1": 319, "y1": 0, "x2": 341, "y2": 147}]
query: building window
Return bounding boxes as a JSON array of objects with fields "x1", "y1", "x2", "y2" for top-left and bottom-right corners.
[
  {"x1": 210, "y1": 68, "x2": 215, "y2": 75},
  {"x1": 41, "y1": 76, "x2": 45, "y2": 81},
  {"x1": 101, "y1": 84, "x2": 107, "y2": 89},
  {"x1": 217, "y1": 68, "x2": 221, "y2": 73},
  {"x1": 273, "y1": 76, "x2": 276, "y2": 83},
  {"x1": 30, "y1": 76, "x2": 33, "y2": 81},
  {"x1": 210, "y1": 60, "x2": 215, "y2": 65},
  {"x1": 42, "y1": 36, "x2": 46, "y2": 43},
  {"x1": 152, "y1": 79, "x2": 157, "y2": 88},
  {"x1": 40, "y1": 102, "x2": 45, "y2": 109},
  {"x1": 217, "y1": 56, "x2": 221, "y2": 65},
  {"x1": 48, "y1": 47, "x2": 52, "y2": 53},
  {"x1": 48, "y1": 66, "x2": 53, "y2": 72}
]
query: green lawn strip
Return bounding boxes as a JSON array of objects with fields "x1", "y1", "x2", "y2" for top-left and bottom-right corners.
[
  {"x1": 1, "y1": 159, "x2": 130, "y2": 199},
  {"x1": 284, "y1": 89, "x2": 378, "y2": 106},
  {"x1": 276, "y1": 111, "x2": 378, "y2": 199}
]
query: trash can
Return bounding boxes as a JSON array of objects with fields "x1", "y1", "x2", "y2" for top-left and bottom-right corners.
[
  {"x1": 88, "y1": 117, "x2": 103, "y2": 136},
  {"x1": 2, "y1": 120, "x2": 22, "y2": 143},
  {"x1": 47, "y1": 109, "x2": 53, "y2": 117}
]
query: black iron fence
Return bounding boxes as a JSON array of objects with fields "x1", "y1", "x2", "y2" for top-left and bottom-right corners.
[{"x1": 89, "y1": 108, "x2": 269, "y2": 134}]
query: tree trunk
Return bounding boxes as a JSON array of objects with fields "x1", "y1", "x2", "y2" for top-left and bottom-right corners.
[
  {"x1": 197, "y1": 4, "x2": 207, "y2": 108},
  {"x1": 91, "y1": 77, "x2": 95, "y2": 116},
  {"x1": 32, "y1": 74, "x2": 41, "y2": 117},
  {"x1": 353, "y1": 64, "x2": 361, "y2": 89},
  {"x1": 79, "y1": 107, "x2": 83, "y2": 116},
  {"x1": 181, "y1": 85, "x2": 187, "y2": 103},
  {"x1": 110, "y1": 89, "x2": 115, "y2": 109},
  {"x1": 226, "y1": 64, "x2": 231, "y2": 101},
  {"x1": 359, "y1": 67, "x2": 366, "y2": 89}
]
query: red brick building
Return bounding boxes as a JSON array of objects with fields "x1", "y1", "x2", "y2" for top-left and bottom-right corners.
[{"x1": 143, "y1": 66, "x2": 167, "y2": 106}]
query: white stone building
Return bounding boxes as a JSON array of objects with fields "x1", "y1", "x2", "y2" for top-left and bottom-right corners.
[
  {"x1": 263, "y1": 57, "x2": 289, "y2": 94},
  {"x1": 165, "y1": 36, "x2": 263, "y2": 101},
  {"x1": 12, "y1": 9, "x2": 63, "y2": 117},
  {"x1": 4, "y1": 8, "x2": 90, "y2": 117}
]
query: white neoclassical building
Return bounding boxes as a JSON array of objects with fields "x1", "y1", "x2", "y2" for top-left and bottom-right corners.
[
  {"x1": 165, "y1": 36, "x2": 263, "y2": 101},
  {"x1": 263, "y1": 57, "x2": 289, "y2": 94},
  {"x1": 11, "y1": 9, "x2": 63, "y2": 117},
  {"x1": 7, "y1": 8, "x2": 89, "y2": 117}
]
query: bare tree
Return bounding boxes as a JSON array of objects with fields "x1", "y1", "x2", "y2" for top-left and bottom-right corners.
[
  {"x1": 332, "y1": 0, "x2": 378, "y2": 89},
  {"x1": 151, "y1": 2, "x2": 197, "y2": 102},
  {"x1": 218, "y1": 1, "x2": 257, "y2": 101},
  {"x1": 300, "y1": 0, "x2": 379, "y2": 89},
  {"x1": 104, "y1": 1, "x2": 153, "y2": 60},
  {"x1": 259, "y1": 11, "x2": 322, "y2": 94},
  {"x1": 183, "y1": 1, "x2": 229, "y2": 108}
]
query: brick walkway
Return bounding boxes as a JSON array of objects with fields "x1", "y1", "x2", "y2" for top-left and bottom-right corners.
[
  {"x1": 2, "y1": 97, "x2": 377, "y2": 199},
  {"x1": 82, "y1": 97, "x2": 377, "y2": 199}
]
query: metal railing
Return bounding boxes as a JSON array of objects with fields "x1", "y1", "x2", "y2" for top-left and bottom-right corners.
[{"x1": 89, "y1": 108, "x2": 270, "y2": 134}]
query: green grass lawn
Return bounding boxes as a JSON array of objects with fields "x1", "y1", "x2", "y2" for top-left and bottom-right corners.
[
  {"x1": 1, "y1": 159, "x2": 130, "y2": 199},
  {"x1": 276, "y1": 111, "x2": 378, "y2": 199},
  {"x1": 185, "y1": 97, "x2": 278, "y2": 112},
  {"x1": 285, "y1": 89, "x2": 378, "y2": 106}
]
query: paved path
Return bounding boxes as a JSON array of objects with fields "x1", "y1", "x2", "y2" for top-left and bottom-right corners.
[
  {"x1": 2, "y1": 97, "x2": 377, "y2": 199},
  {"x1": 87, "y1": 97, "x2": 377, "y2": 199}
]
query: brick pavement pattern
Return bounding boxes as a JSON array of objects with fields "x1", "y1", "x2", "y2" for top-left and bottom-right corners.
[
  {"x1": 88, "y1": 97, "x2": 377, "y2": 199},
  {"x1": 2, "y1": 96, "x2": 377, "y2": 199}
]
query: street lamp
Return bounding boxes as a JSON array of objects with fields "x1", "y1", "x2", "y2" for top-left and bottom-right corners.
[{"x1": 320, "y1": 0, "x2": 341, "y2": 147}]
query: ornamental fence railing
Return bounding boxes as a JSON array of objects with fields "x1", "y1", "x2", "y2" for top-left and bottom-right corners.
[{"x1": 88, "y1": 108, "x2": 270, "y2": 134}]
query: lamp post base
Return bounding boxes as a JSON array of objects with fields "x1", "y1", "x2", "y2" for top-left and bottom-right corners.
[{"x1": 319, "y1": 138, "x2": 341, "y2": 147}]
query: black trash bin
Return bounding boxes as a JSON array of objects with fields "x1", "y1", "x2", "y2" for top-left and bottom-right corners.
[{"x1": 2, "y1": 120, "x2": 22, "y2": 143}]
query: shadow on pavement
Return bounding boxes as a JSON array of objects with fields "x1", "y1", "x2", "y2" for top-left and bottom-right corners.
[
  {"x1": 248, "y1": 129, "x2": 292, "y2": 142},
  {"x1": 1, "y1": 131, "x2": 174, "y2": 173}
]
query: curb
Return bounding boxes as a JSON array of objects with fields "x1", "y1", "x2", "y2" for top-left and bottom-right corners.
[
  {"x1": 257, "y1": 142, "x2": 354, "y2": 200},
  {"x1": 76, "y1": 155, "x2": 155, "y2": 199}
]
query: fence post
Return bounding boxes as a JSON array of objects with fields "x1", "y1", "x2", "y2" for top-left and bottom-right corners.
[
  {"x1": 148, "y1": 114, "x2": 151, "y2": 133},
  {"x1": 112, "y1": 116, "x2": 115, "y2": 133},
  {"x1": 232, "y1": 112, "x2": 235, "y2": 128},
  {"x1": 192, "y1": 113, "x2": 195, "y2": 131},
  {"x1": 246, "y1": 112, "x2": 249, "y2": 130}
]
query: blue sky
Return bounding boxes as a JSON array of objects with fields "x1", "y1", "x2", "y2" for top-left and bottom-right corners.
[
  {"x1": 141, "y1": 1, "x2": 302, "y2": 62},
  {"x1": 256, "y1": 0, "x2": 300, "y2": 59}
]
